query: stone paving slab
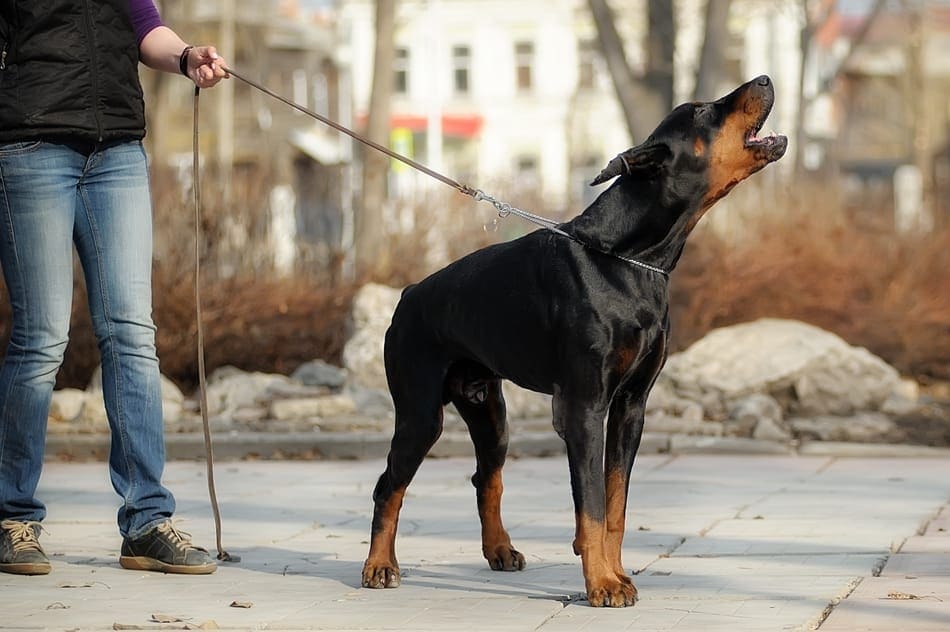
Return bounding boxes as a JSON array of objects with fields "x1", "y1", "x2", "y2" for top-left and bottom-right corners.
[
  {"x1": 673, "y1": 518, "x2": 906, "y2": 556},
  {"x1": 818, "y1": 576, "x2": 950, "y2": 631},
  {"x1": 3, "y1": 455, "x2": 950, "y2": 631},
  {"x1": 900, "y1": 535, "x2": 950, "y2": 554},
  {"x1": 924, "y1": 509, "x2": 950, "y2": 536},
  {"x1": 879, "y1": 553, "x2": 950, "y2": 577}
]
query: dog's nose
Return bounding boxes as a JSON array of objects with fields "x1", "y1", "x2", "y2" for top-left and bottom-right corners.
[{"x1": 755, "y1": 75, "x2": 771, "y2": 87}]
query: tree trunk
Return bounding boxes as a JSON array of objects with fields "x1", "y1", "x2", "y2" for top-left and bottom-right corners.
[
  {"x1": 693, "y1": 0, "x2": 732, "y2": 101},
  {"x1": 644, "y1": 0, "x2": 675, "y2": 111},
  {"x1": 587, "y1": 0, "x2": 663, "y2": 143},
  {"x1": 356, "y1": 0, "x2": 396, "y2": 278}
]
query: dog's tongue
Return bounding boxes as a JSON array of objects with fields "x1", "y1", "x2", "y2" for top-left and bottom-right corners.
[{"x1": 749, "y1": 130, "x2": 779, "y2": 143}]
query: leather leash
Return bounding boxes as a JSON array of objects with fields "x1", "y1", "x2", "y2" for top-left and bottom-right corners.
[
  {"x1": 219, "y1": 66, "x2": 667, "y2": 277},
  {"x1": 187, "y1": 65, "x2": 671, "y2": 559},
  {"x1": 191, "y1": 86, "x2": 238, "y2": 563}
]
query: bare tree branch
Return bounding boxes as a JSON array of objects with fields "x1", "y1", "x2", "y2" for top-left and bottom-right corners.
[
  {"x1": 357, "y1": 0, "x2": 396, "y2": 277},
  {"x1": 587, "y1": 0, "x2": 663, "y2": 142}
]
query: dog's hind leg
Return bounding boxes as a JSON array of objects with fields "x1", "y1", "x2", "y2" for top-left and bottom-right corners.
[
  {"x1": 362, "y1": 350, "x2": 446, "y2": 590},
  {"x1": 447, "y1": 368, "x2": 526, "y2": 572}
]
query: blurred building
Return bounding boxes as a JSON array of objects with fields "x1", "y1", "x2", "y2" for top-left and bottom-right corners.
[
  {"x1": 802, "y1": 0, "x2": 950, "y2": 230},
  {"x1": 340, "y1": 0, "x2": 802, "y2": 214},
  {"x1": 341, "y1": 0, "x2": 609, "y2": 212},
  {"x1": 144, "y1": 0, "x2": 345, "y2": 274}
]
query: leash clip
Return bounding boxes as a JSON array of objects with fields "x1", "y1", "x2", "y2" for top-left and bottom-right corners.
[{"x1": 472, "y1": 189, "x2": 512, "y2": 218}]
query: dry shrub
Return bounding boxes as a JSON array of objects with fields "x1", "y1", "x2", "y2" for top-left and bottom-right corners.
[
  {"x1": 366, "y1": 185, "x2": 542, "y2": 288},
  {"x1": 0, "y1": 267, "x2": 353, "y2": 393},
  {"x1": 147, "y1": 163, "x2": 355, "y2": 391},
  {"x1": 671, "y1": 206, "x2": 950, "y2": 381},
  {"x1": 151, "y1": 274, "x2": 354, "y2": 392}
]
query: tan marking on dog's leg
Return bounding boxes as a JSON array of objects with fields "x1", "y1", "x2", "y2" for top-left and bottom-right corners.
[
  {"x1": 574, "y1": 513, "x2": 637, "y2": 607},
  {"x1": 362, "y1": 487, "x2": 406, "y2": 588},
  {"x1": 479, "y1": 469, "x2": 525, "y2": 571},
  {"x1": 605, "y1": 469, "x2": 633, "y2": 584}
]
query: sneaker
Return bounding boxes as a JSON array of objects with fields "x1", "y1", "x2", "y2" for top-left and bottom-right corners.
[
  {"x1": 0, "y1": 519, "x2": 51, "y2": 575},
  {"x1": 119, "y1": 520, "x2": 217, "y2": 575}
]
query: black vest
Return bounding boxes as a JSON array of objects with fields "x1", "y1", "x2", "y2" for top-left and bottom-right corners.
[{"x1": 0, "y1": 0, "x2": 146, "y2": 143}]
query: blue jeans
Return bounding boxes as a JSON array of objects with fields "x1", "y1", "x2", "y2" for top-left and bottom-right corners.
[{"x1": 0, "y1": 140, "x2": 175, "y2": 539}]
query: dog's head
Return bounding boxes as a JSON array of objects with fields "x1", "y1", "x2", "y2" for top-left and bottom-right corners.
[{"x1": 591, "y1": 75, "x2": 787, "y2": 225}]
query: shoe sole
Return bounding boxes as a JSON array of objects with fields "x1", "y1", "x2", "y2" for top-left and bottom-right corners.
[
  {"x1": 0, "y1": 562, "x2": 51, "y2": 575},
  {"x1": 119, "y1": 555, "x2": 217, "y2": 575}
]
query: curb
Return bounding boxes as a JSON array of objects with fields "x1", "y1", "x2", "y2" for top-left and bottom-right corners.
[{"x1": 45, "y1": 430, "x2": 950, "y2": 461}]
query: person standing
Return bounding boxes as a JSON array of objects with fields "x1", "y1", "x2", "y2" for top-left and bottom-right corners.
[{"x1": 0, "y1": 0, "x2": 228, "y2": 575}]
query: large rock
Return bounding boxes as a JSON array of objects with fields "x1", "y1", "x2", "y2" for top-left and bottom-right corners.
[
  {"x1": 502, "y1": 382, "x2": 552, "y2": 419},
  {"x1": 269, "y1": 394, "x2": 358, "y2": 420},
  {"x1": 203, "y1": 367, "x2": 297, "y2": 417},
  {"x1": 83, "y1": 366, "x2": 186, "y2": 426},
  {"x1": 49, "y1": 388, "x2": 86, "y2": 423},
  {"x1": 342, "y1": 283, "x2": 402, "y2": 389},
  {"x1": 291, "y1": 359, "x2": 347, "y2": 390},
  {"x1": 790, "y1": 412, "x2": 898, "y2": 443},
  {"x1": 660, "y1": 318, "x2": 900, "y2": 417}
]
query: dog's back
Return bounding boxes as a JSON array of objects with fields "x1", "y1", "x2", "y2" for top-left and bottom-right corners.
[{"x1": 385, "y1": 225, "x2": 666, "y2": 397}]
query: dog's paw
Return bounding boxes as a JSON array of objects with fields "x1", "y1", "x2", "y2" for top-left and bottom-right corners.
[
  {"x1": 586, "y1": 575, "x2": 638, "y2": 607},
  {"x1": 361, "y1": 560, "x2": 402, "y2": 589},
  {"x1": 485, "y1": 545, "x2": 526, "y2": 572}
]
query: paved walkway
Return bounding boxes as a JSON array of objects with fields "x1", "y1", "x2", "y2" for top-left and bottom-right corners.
[{"x1": 3, "y1": 454, "x2": 949, "y2": 631}]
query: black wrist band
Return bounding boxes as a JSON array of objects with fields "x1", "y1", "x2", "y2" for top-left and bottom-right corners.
[{"x1": 178, "y1": 45, "x2": 194, "y2": 77}]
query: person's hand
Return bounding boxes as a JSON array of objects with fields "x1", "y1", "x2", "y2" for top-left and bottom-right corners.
[{"x1": 183, "y1": 46, "x2": 229, "y2": 88}]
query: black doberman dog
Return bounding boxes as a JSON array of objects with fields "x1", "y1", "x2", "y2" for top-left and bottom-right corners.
[{"x1": 361, "y1": 76, "x2": 787, "y2": 607}]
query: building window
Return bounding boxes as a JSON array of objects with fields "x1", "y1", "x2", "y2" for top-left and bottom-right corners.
[
  {"x1": 577, "y1": 40, "x2": 596, "y2": 90},
  {"x1": 515, "y1": 41, "x2": 533, "y2": 92},
  {"x1": 452, "y1": 45, "x2": 470, "y2": 95},
  {"x1": 394, "y1": 47, "x2": 409, "y2": 95},
  {"x1": 292, "y1": 69, "x2": 307, "y2": 115},
  {"x1": 515, "y1": 155, "x2": 539, "y2": 190}
]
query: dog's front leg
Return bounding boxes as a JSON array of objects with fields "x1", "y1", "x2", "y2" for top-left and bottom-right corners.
[
  {"x1": 602, "y1": 388, "x2": 650, "y2": 593},
  {"x1": 603, "y1": 334, "x2": 666, "y2": 592},
  {"x1": 554, "y1": 392, "x2": 637, "y2": 608}
]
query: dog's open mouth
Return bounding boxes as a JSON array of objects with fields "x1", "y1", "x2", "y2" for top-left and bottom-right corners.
[{"x1": 745, "y1": 118, "x2": 788, "y2": 162}]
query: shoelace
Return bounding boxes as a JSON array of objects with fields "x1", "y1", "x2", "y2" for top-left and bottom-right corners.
[
  {"x1": 1, "y1": 520, "x2": 45, "y2": 553},
  {"x1": 155, "y1": 520, "x2": 196, "y2": 553}
]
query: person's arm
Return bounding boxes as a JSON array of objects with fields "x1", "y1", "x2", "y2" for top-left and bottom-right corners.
[
  {"x1": 139, "y1": 26, "x2": 228, "y2": 88},
  {"x1": 129, "y1": 0, "x2": 228, "y2": 88}
]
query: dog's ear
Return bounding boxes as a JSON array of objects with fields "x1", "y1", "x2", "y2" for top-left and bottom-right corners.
[{"x1": 590, "y1": 143, "x2": 671, "y2": 185}]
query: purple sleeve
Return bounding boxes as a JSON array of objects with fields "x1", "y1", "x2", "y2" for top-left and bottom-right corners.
[{"x1": 127, "y1": 0, "x2": 164, "y2": 46}]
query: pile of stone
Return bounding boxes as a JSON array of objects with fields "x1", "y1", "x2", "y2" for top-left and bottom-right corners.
[
  {"x1": 649, "y1": 318, "x2": 916, "y2": 444},
  {"x1": 47, "y1": 283, "x2": 924, "y2": 449}
]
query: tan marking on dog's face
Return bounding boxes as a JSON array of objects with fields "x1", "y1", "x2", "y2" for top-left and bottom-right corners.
[
  {"x1": 705, "y1": 95, "x2": 762, "y2": 197},
  {"x1": 690, "y1": 88, "x2": 783, "y2": 231},
  {"x1": 694, "y1": 138, "x2": 706, "y2": 157}
]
